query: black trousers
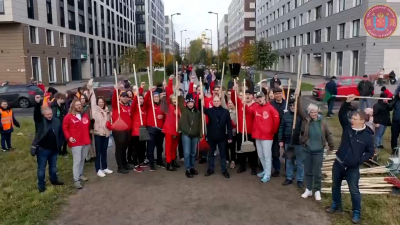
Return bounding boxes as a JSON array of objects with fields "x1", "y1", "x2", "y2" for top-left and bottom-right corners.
[
  {"x1": 59, "y1": 140, "x2": 68, "y2": 155},
  {"x1": 127, "y1": 136, "x2": 146, "y2": 166},
  {"x1": 226, "y1": 136, "x2": 237, "y2": 162},
  {"x1": 113, "y1": 130, "x2": 129, "y2": 169},
  {"x1": 147, "y1": 130, "x2": 165, "y2": 166},
  {"x1": 236, "y1": 133, "x2": 258, "y2": 169},
  {"x1": 391, "y1": 121, "x2": 400, "y2": 154},
  {"x1": 178, "y1": 135, "x2": 184, "y2": 159}
]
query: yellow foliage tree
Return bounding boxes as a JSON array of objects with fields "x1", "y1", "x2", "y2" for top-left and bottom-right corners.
[{"x1": 229, "y1": 53, "x2": 241, "y2": 63}]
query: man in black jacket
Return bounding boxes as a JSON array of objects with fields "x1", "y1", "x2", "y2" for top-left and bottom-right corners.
[
  {"x1": 278, "y1": 100, "x2": 303, "y2": 188},
  {"x1": 32, "y1": 95, "x2": 64, "y2": 193},
  {"x1": 204, "y1": 96, "x2": 233, "y2": 179},
  {"x1": 51, "y1": 93, "x2": 68, "y2": 157},
  {"x1": 326, "y1": 94, "x2": 374, "y2": 224},
  {"x1": 270, "y1": 74, "x2": 281, "y2": 89},
  {"x1": 325, "y1": 76, "x2": 337, "y2": 118},
  {"x1": 270, "y1": 87, "x2": 286, "y2": 177},
  {"x1": 390, "y1": 91, "x2": 400, "y2": 154},
  {"x1": 356, "y1": 75, "x2": 374, "y2": 111}
]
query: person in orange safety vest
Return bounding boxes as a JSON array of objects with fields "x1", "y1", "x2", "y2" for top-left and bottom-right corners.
[{"x1": 0, "y1": 100, "x2": 20, "y2": 151}]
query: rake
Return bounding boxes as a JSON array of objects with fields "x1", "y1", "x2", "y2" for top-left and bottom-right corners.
[
  {"x1": 198, "y1": 77, "x2": 209, "y2": 152},
  {"x1": 134, "y1": 64, "x2": 150, "y2": 141},
  {"x1": 111, "y1": 68, "x2": 129, "y2": 131}
]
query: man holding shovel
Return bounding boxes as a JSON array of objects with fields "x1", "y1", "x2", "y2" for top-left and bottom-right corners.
[{"x1": 326, "y1": 94, "x2": 374, "y2": 224}]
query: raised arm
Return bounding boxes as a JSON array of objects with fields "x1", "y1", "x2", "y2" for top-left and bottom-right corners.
[
  {"x1": 338, "y1": 95, "x2": 355, "y2": 128},
  {"x1": 88, "y1": 79, "x2": 100, "y2": 121},
  {"x1": 188, "y1": 81, "x2": 194, "y2": 95},
  {"x1": 33, "y1": 96, "x2": 43, "y2": 123},
  {"x1": 166, "y1": 77, "x2": 174, "y2": 101}
]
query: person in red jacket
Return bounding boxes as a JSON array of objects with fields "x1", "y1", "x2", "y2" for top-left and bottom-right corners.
[
  {"x1": 62, "y1": 98, "x2": 91, "y2": 189},
  {"x1": 111, "y1": 84, "x2": 133, "y2": 174},
  {"x1": 127, "y1": 90, "x2": 146, "y2": 173},
  {"x1": 143, "y1": 84, "x2": 166, "y2": 171},
  {"x1": 251, "y1": 91, "x2": 280, "y2": 183},
  {"x1": 161, "y1": 76, "x2": 181, "y2": 171},
  {"x1": 381, "y1": 86, "x2": 393, "y2": 98},
  {"x1": 231, "y1": 88, "x2": 258, "y2": 175}
]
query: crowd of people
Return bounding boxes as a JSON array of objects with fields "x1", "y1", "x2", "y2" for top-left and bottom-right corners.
[{"x1": 1, "y1": 67, "x2": 397, "y2": 224}]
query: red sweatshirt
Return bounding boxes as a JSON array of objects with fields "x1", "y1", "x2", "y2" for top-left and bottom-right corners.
[
  {"x1": 131, "y1": 95, "x2": 147, "y2": 136},
  {"x1": 231, "y1": 90, "x2": 256, "y2": 134},
  {"x1": 384, "y1": 89, "x2": 393, "y2": 98},
  {"x1": 143, "y1": 90, "x2": 165, "y2": 128},
  {"x1": 62, "y1": 113, "x2": 91, "y2": 147},
  {"x1": 37, "y1": 84, "x2": 45, "y2": 92},
  {"x1": 111, "y1": 89, "x2": 132, "y2": 131},
  {"x1": 162, "y1": 79, "x2": 180, "y2": 136},
  {"x1": 251, "y1": 102, "x2": 280, "y2": 140}
]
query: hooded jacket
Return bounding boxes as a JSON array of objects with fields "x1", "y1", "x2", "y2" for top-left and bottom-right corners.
[
  {"x1": 111, "y1": 89, "x2": 132, "y2": 131},
  {"x1": 131, "y1": 94, "x2": 147, "y2": 136},
  {"x1": 373, "y1": 100, "x2": 392, "y2": 126},
  {"x1": 250, "y1": 102, "x2": 280, "y2": 140},
  {"x1": 161, "y1": 79, "x2": 180, "y2": 136},
  {"x1": 337, "y1": 101, "x2": 375, "y2": 168},
  {"x1": 178, "y1": 96, "x2": 202, "y2": 138},
  {"x1": 143, "y1": 88, "x2": 165, "y2": 130},
  {"x1": 62, "y1": 112, "x2": 91, "y2": 147},
  {"x1": 230, "y1": 89, "x2": 255, "y2": 135}
]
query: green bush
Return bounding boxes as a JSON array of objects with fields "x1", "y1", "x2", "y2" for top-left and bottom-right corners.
[{"x1": 166, "y1": 63, "x2": 174, "y2": 76}]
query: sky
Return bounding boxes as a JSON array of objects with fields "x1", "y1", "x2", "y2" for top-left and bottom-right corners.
[{"x1": 164, "y1": 0, "x2": 230, "y2": 52}]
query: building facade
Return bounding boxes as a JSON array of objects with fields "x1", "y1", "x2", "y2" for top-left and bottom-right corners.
[
  {"x1": 256, "y1": 0, "x2": 400, "y2": 77},
  {"x1": 200, "y1": 31, "x2": 211, "y2": 50},
  {"x1": 164, "y1": 15, "x2": 175, "y2": 55},
  {"x1": 228, "y1": 0, "x2": 256, "y2": 53},
  {"x1": 135, "y1": 0, "x2": 164, "y2": 51},
  {"x1": 218, "y1": 14, "x2": 228, "y2": 49},
  {"x1": 0, "y1": 0, "x2": 136, "y2": 85}
]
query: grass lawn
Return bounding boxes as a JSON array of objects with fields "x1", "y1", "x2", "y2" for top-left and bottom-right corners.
[
  {"x1": 300, "y1": 83, "x2": 314, "y2": 91},
  {"x1": 322, "y1": 115, "x2": 400, "y2": 225},
  {"x1": 0, "y1": 118, "x2": 75, "y2": 225}
]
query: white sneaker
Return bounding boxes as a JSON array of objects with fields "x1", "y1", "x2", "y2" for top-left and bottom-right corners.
[
  {"x1": 301, "y1": 189, "x2": 313, "y2": 199},
  {"x1": 97, "y1": 170, "x2": 106, "y2": 177},
  {"x1": 314, "y1": 191, "x2": 322, "y2": 201},
  {"x1": 102, "y1": 168, "x2": 113, "y2": 174}
]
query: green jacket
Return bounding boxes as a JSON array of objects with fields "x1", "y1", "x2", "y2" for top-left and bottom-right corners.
[{"x1": 178, "y1": 96, "x2": 203, "y2": 138}]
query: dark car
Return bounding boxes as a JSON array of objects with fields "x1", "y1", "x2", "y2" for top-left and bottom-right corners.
[
  {"x1": 0, "y1": 85, "x2": 44, "y2": 108},
  {"x1": 69, "y1": 81, "x2": 115, "y2": 102},
  {"x1": 255, "y1": 78, "x2": 300, "y2": 101}
]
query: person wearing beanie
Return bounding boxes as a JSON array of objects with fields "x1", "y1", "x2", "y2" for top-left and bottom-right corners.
[
  {"x1": 278, "y1": 99, "x2": 304, "y2": 188},
  {"x1": 178, "y1": 93, "x2": 202, "y2": 178},
  {"x1": 381, "y1": 86, "x2": 393, "y2": 98}
]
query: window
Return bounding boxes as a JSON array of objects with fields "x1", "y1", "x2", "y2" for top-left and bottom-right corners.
[
  {"x1": 60, "y1": 1, "x2": 65, "y2": 27},
  {"x1": 293, "y1": 17, "x2": 296, "y2": 28},
  {"x1": 339, "y1": 0, "x2": 345, "y2": 12},
  {"x1": 250, "y1": 21, "x2": 255, "y2": 27},
  {"x1": 307, "y1": 32, "x2": 311, "y2": 44},
  {"x1": 29, "y1": 26, "x2": 38, "y2": 44},
  {"x1": 299, "y1": 14, "x2": 303, "y2": 26},
  {"x1": 339, "y1": 23, "x2": 345, "y2": 40},
  {"x1": 307, "y1": 10, "x2": 311, "y2": 23},
  {"x1": 249, "y1": 2, "x2": 255, "y2": 8},
  {"x1": 355, "y1": 0, "x2": 362, "y2": 6},
  {"x1": 0, "y1": 0, "x2": 4, "y2": 14},
  {"x1": 327, "y1": 1, "x2": 333, "y2": 16},
  {"x1": 79, "y1": 15, "x2": 85, "y2": 32},
  {"x1": 316, "y1": 6, "x2": 322, "y2": 20},
  {"x1": 352, "y1": 51, "x2": 359, "y2": 75},
  {"x1": 46, "y1": 30, "x2": 53, "y2": 45},
  {"x1": 61, "y1": 58, "x2": 68, "y2": 82},
  {"x1": 352, "y1": 19, "x2": 360, "y2": 37},
  {"x1": 32, "y1": 57, "x2": 41, "y2": 81},
  {"x1": 306, "y1": 54, "x2": 310, "y2": 73},
  {"x1": 48, "y1": 58, "x2": 56, "y2": 83},
  {"x1": 299, "y1": 35, "x2": 303, "y2": 46},
  {"x1": 60, "y1": 32, "x2": 66, "y2": 47},
  {"x1": 293, "y1": 36, "x2": 297, "y2": 47},
  {"x1": 326, "y1": 27, "x2": 331, "y2": 41},
  {"x1": 46, "y1": 0, "x2": 53, "y2": 24},
  {"x1": 27, "y1": 0, "x2": 34, "y2": 19},
  {"x1": 68, "y1": 10, "x2": 76, "y2": 30},
  {"x1": 337, "y1": 52, "x2": 343, "y2": 75},
  {"x1": 315, "y1": 29, "x2": 321, "y2": 43}
]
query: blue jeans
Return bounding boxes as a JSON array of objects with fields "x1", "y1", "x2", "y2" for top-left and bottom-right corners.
[
  {"x1": 207, "y1": 140, "x2": 227, "y2": 172},
  {"x1": 359, "y1": 99, "x2": 370, "y2": 111},
  {"x1": 327, "y1": 97, "x2": 335, "y2": 116},
  {"x1": 332, "y1": 160, "x2": 361, "y2": 211},
  {"x1": 94, "y1": 135, "x2": 109, "y2": 172},
  {"x1": 1, "y1": 132, "x2": 11, "y2": 149},
  {"x1": 272, "y1": 157, "x2": 281, "y2": 172},
  {"x1": 182, "y1": 135, "x2": 199, "y2": 170},
  {"x1": 285, "y1": 145, "x2": 304, "y2": 181},
  {"x1": 374, "y1": 124, "x2": 387, "y2": 149},
  {"x1": 37, "y1": 148, "x2": 58, "y2": 189}
]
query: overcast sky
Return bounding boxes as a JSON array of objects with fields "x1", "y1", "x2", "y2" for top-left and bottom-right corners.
[{"x1": 164, "y1": 0, "x2": 230, "y2": 51}]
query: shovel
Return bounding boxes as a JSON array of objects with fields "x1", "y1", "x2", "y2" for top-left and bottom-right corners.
[{"x1": 133, "y1": 64, "x2": 150, "y2": 141}]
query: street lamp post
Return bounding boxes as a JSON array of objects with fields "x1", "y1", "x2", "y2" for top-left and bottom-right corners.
[
  {"x1": 185, "y1": 38, "x2": 190, "y2": 63},
  {"x1": 180, "y1": 30, "x2": 187, "y2": 58},
  {"x1": 171, "y1": 13, "x2": 181, "y2": 74},
  {"x1": 205, "y1": 29, "x2": 213, "y2": 53},
  {"x1": 208, "y1": 11, "x2": 219, "y2": 71}
]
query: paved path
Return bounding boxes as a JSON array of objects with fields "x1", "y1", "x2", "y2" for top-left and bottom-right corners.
[{"x1": 50, "y1": 146, "x2": 330, "y2": 225}]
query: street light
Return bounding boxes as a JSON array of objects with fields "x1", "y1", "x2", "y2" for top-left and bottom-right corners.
[
  {"x1": 205, "y1": 29, "x2": 213, "y2": 57},
  {"x1": 185, "y1": 38, "x2": 190, "y2": 63},
  {"x1": 171, "y1": 13, "x2": 181, "y2": 74},
  {"x1": 180, "y1": 30, "x2": 187, "y2": 59},
  {"x1": 208, "y1": 11, "x2": 219, "y2": 71}
]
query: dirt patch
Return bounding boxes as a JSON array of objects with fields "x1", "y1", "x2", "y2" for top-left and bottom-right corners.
[{"x1": 50, "y1": 146, "x2": 330, "y2": 225}]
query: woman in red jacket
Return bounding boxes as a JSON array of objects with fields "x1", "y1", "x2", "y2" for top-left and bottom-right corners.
[
  {"x1": 161, "y1": 76, "x2": 181, "y2": 171},
  {"x1": 62, "y1": 98, "x2": 91, "y2": 189},
  {"x1": 251, "y1": 92, "x2": 280, "y2": 183}
]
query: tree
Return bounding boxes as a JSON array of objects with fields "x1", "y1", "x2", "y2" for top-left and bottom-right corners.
[
  {"x1": 188, "y1": 38, "x2": 203, "y2": 64},
  {"x1": 118, "y1": 44, "x2": 147, "y2": 74},
  {"x1": 229, "y1": 53, "x2": 241, "y2": 64},
  {"x1": 255, "y1": 39, "x2": 279, "y2": 70},
  {"x1": 147, "y1": 44, "x2": 163, "y2": 68},
  {"x1": 165, "y1": 52, "x2": 174, "y2": 65},
  {"x1": 219, "y1": 47, "x2": 229, "y2": 68},
  {"x1": 174, "y1": 52, "x2": 182, "y2": 65},
  {"x1": 242, "y1": 43, "x2": 256, "y2": 66}
]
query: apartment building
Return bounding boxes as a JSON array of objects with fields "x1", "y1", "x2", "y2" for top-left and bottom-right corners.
[
  {"x1": 0, "y1": 0, "x2": 136, "y2": 85},
  {"x1": 164, "y1": 15, "x2": 178, "y2": 55},
  {"x1": 228, "y1": 0, "x2": 256, "y2": 53},
  {"x1": 218, "y1": 14, "x2": 228, "y2": 49},
  {"x1": 256, "y1": 0, "x2": 400, "y2": 77},
  {"x1": 135, "y1": 0, "x2": 164, "y2": 51}
]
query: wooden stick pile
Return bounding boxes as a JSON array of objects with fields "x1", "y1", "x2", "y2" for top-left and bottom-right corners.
[{"x1": 322, "y1": 150, "x2": 394, "y2": 195}]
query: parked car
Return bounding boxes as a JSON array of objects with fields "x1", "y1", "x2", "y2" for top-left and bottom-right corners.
[
  {"x1": 255, "y1": 78, "x2": 299, "y2": 101},
  {"x1": 69, "y1": 81, "x2": 115, "y2": 102},
  {"x1": 0, "y1": 84, "x2": 44, "y2": 108},
  {"x1": 312, "y1": 76, "x2": 364, "y2": 101}
]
